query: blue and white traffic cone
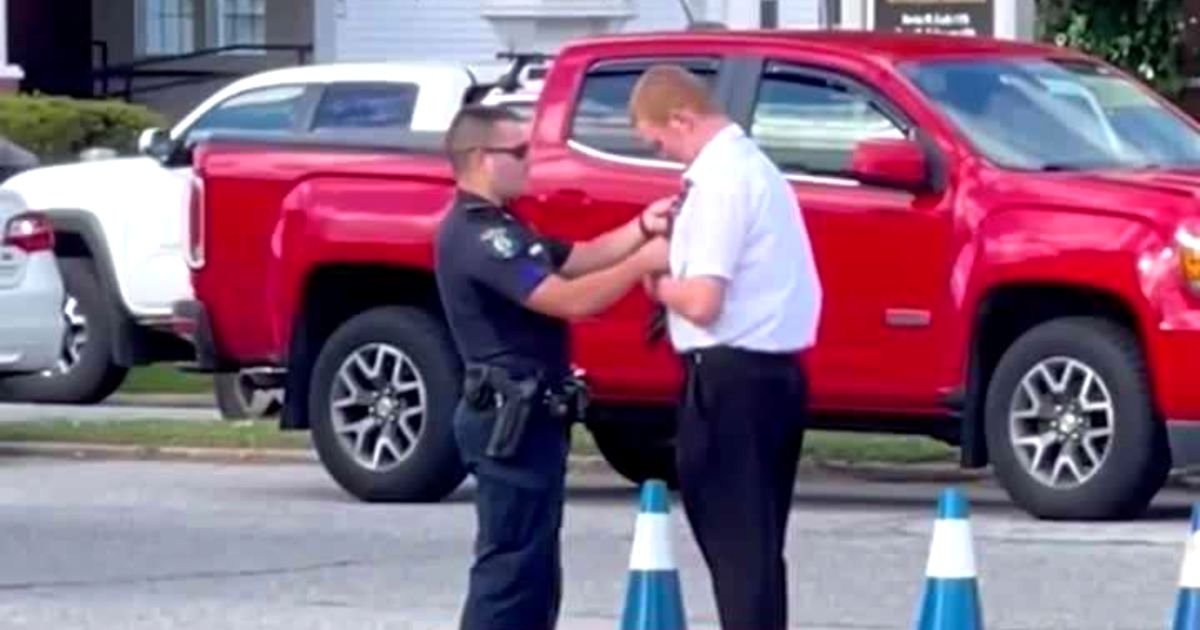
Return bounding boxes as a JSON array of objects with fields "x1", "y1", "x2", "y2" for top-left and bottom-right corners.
[
  {"x1": 1172, "y1": 504, "x2": 1200, "y2": 629},
  {"x1": 620, "y1": 479, "x2": 686, "y2": 630},
  {"x1": 914, "y1": 487, "x2": 984, "y2": 630}
]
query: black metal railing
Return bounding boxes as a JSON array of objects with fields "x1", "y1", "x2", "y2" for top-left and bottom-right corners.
[{"x1": 91, "y1": 41, "x2": 313, "y2": 101}]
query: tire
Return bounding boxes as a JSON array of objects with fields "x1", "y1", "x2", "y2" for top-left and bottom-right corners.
[
  {"x1": 589, "y1": 414, "x2": 679, "y2": 488},
  {"x1": 0, "y1": 257, "x2": 128, "y2": 404},
  {"x1": 214, "y1": 371, "x2": 283, "y2": 420},
  {"x1": 984, "y1": 317, "x2": 1170, "y2": 520},
  {"x1": 308, "y1": 306, "x2": 466, "y2": 502}
]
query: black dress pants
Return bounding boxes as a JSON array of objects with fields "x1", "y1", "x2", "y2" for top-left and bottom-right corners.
[{"x1": 676, "y1": 345, "x2": 808, "y2": 630}]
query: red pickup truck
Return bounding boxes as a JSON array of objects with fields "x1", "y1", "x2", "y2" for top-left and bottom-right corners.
[{"x1": 177, "y1": 30, "x2": 1200, "y2": 520}]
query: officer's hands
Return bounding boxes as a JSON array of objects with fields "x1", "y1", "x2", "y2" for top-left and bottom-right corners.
[
  {"x1": 643, "y1": 272, "x2": 666, "y2": 301},
  {"x1": 639, "y1": 196, "x2": 678, "y2": 238},
  {"x1": 634, "y1": 237, "x2": 670, "y2": 274}
]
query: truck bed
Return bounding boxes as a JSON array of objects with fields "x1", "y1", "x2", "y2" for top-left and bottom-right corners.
[{"x1": 189, "y1": 129, "x2": 458, "y2": 367}]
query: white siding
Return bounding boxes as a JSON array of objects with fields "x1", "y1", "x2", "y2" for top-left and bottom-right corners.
[
  {"x1": 332, "y1": 0, "x2": 821, "y2": 63},
  {"x1": 779, "y1": 0, "x2": 820, "y2": 28},
  {"x1": 334, "y1": 0, "x2": 499, "y2": 63},
  {"x1": 626, "y1": 0, "x2": 689, "y2": 31}
]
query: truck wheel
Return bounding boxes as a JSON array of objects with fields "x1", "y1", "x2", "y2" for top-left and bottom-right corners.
[
  {"x1": 0, "y1": 257, "x2": 127, "y2": 404},
  {"x1": 214, "y1": 371, "x2": 282, "y2": 420},
  {"x1": 308, "y1": 306, "x2": 465, "y2": 502},
  {"x1": 589, "y1": 418, "x2": 678, "y2": 488},
  {"x1": 984, "y1": 317, "x2": 1169, "y2": 520}
]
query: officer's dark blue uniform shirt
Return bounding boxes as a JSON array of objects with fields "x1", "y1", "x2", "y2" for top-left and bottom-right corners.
[{"x1": 435, "y1": 190, "x2": 573, "y2": 380}]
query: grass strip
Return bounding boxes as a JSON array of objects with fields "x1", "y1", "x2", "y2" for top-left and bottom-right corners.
[
  {"x1": 119, "y1": 366, "x2": 214, "y2": 395},
  {"x1": 0, "y1": 420, "x2": 957, "y2": 464}
]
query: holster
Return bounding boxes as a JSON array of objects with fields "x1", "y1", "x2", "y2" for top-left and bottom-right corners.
[
  {"x1": 464, "y1": 364, "x2": 541, "y2": 459},
  {"x1": 463, "y1": 364, "x2": 590, "y2": 460}
]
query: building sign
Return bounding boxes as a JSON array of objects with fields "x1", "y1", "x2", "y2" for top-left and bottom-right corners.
[{"x1": 874, "y1": 0, "x2": 993, "y2": 37}]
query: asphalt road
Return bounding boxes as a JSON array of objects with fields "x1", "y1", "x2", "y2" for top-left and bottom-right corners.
[{"x1": 0, "y1": 456, "x2": 1196, "y2": 630}]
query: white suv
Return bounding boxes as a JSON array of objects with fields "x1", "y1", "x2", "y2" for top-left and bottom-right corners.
[
  {"x1": 0, "y1": 58, "x2": 542, "y2": 414},
  {"x1": 0, "y1": 191, "x2": 65, "y2": 378}
]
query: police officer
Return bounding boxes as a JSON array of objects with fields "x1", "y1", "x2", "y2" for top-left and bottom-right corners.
[
  {"x1": 631, "y1": 65, "x2": 824, "y2": 629},
  {"x1": 433, "y1": 104, "x2": 673, "y2": 630}
]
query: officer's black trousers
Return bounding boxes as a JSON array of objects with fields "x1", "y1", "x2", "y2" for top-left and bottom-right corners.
[
  {"x1": 676, "y1": 346, "x2": 808, "y2": 630},
  {"x1": 452, "y1": 399, "x2": 569, "y2": 630}
]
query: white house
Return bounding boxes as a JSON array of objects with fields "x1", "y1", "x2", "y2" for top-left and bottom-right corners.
[
  {"x1": 1, "y1": 0, "x2": 1032, "y2": 118},
  {"x1": 315, "y1": 0, "x2": 827, "y2": 63}
]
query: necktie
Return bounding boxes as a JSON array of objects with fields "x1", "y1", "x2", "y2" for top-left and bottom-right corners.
[{"x1": 645, "y1": 179, "x2": 693, "y2": 345}]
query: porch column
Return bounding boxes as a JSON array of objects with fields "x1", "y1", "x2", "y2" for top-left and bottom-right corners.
[{"x1": 0, "y1": 0, "x2": 23, "y2": 92}]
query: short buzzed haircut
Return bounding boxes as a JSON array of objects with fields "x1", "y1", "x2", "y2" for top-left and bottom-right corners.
[
  {"x1": 629, "y1": 64, "x2": 720, "y2": 127},
  {"x1": 444, "y1": 104, "x2": 522, "y2": 177}
]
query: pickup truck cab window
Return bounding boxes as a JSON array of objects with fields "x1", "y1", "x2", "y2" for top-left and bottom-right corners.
[
  {"x1": 187, "y1": 84, "x2": 310, "y2": 136},
  {"x1": 567, "y1": 58, "x2": 718, "y2": 163},
  {"x1": 903, "y1": 58, "x2": 1200, "y2": 171},
  {"x1": 750, "y1": 65, "x2": 908, "y2": 183},
  {"x1": 311, "y1": 83, "x2": 420, "y2": 130}
]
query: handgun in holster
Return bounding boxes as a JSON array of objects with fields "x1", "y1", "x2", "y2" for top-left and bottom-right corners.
[
  {"x1": 463, "y1": 364, "x2": 540, "y2": 460},
  {"x1": 548, "y1": 371, "x2": 590, "y2": 426}
]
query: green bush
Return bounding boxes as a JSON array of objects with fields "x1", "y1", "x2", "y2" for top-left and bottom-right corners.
[
  {"x1": 0, "y1": 94, "x2": 166, "y2": 163},
  {"x1": 1039, "y1": 0, "x2": 1187, "y2": 99}
]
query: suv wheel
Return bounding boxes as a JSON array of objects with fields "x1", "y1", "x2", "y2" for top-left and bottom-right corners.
[
  {"x1": 984, "y1": 317, "x2": 1169, "y2": 520},
  {"x1": 0, "y1": 257, "x2": 127, "y2": 403},
  {"x1": 308, "y1": 306, "x2": 465, "y2": 502}
]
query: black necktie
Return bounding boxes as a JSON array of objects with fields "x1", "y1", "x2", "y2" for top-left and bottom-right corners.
[{"x1": 645, "y1": 179, "x2": 693, "y2": 345}]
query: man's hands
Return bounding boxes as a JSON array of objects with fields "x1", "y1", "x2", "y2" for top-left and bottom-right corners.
[
  {"x1": 635, "y1": 235, "x2": 725, "y2": 327},
  {"x1": 638, "y1": 195, "x2": 679, "y2": 239},
  {"x1": 560, "y1": 194, "x2": 678, "y2": 278}
]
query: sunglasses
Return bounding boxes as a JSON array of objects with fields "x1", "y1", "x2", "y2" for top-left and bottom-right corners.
[{"x1": 479, "y1": 143, "x2": 529, "y2": 160}]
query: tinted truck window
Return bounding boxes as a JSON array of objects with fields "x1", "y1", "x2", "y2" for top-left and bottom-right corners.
[
  {"x1": 569, "y1": 62, "x2": 716, "y2": 160},
  {"x1": 751, "y1": 73, "x2": 904, "y2": 176},
  {"x1": 190, "y1": 84, "x2": 307, "y2": 133},
  {"x1": 313, "y1": 83, "x2": 419, "y2": 130}
]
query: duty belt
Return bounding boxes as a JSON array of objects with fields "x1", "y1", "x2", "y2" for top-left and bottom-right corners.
[{"x1": 462, "y1": 363, "x2": 589, "y2": 459}]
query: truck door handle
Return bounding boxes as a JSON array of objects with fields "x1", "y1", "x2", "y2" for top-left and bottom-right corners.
[{"x1": 541, "y1": 189, "x2": 592, "y2": 208}]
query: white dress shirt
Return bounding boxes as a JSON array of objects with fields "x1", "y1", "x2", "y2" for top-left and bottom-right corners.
[{"x1": 667, "y1": 123, "x2": 823, "y2": 353}]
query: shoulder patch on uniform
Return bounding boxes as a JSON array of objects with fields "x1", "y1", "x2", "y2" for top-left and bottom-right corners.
[{"x1": 480, "y1": 226, "x2": 520, "y2": 260}]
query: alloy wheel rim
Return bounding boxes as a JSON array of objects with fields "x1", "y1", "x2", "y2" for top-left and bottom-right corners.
[
  {"x1": 1008, "y1": 356, "x2": 1115, "y2": 489},
  {"x1": 327, "y1": 343, "x2": 427, "y2": 472}
]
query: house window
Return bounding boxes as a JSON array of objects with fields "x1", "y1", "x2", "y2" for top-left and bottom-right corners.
[
  {"x1": 218, "y1": 0, "x2": 266, "y2": 47},
  {"x1": 143, "y1": 0, "x2": 196, "y2": 55},
  {"x1": 760, "y1": 0, "x2": 778, "y2": 28}
]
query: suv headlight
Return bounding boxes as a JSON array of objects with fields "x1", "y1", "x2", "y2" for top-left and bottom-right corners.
[{"x1": 1177, "y1": 224, "x2": 1200, "y2": 293}]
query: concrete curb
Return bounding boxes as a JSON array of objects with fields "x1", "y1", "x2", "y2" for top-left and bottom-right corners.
[
  {"x1": 807, "y1": 460, "x2": 992, "y2": 483},
  {"x1": 105, "y1": 393, "x2": 216, "y2": 409},
  {"x1": 0, "y1": 440, "x2": 977, "y2": 480},
  {"x1": 0, "y1": 441, "x2": 622, "y2": 469},
  {"x1": 0, "y1": 441, "x2": 317, "y2": 465},
  {"x1": 5, "y1": 440, "x2": 1196, "y2": 489}
]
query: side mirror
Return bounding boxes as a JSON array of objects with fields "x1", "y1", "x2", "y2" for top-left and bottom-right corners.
[
  {"x1": 138, "y1": 127, "x2": 172, "y2": 161},
  {"x1": 849, "y1": 138, "x2": 929, "y2": 191}
]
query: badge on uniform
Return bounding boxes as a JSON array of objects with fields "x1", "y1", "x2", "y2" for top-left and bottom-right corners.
[{"x1": 480, "y1": 227, "x2": 520, "y2": 260}]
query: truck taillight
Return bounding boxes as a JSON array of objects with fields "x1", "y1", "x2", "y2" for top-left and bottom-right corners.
[
  {"x1": 186, "y1": 176, "x2": 205, "y2": 269},
  {"x1": 1177, "y1": 223, "x2": 1200, "y2": 294},
  {"x1": 3, "y1": 212, "x2": 54, "y2": 253}
]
